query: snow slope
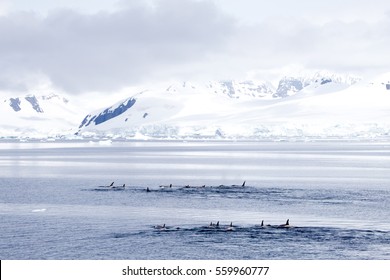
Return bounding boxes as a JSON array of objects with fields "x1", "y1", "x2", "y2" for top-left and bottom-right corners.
[{"x1": 76, "y1": 73, "x2": 390, "y2": 140}]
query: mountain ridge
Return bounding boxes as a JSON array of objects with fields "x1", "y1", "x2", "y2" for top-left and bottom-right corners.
[{"x1": 1, "y1": 71, "x2": 390, "y2": 140}]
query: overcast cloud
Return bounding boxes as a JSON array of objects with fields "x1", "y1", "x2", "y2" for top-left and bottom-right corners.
[{"x1": 1, "y1": 0, "x2": 390, "y2": 94}]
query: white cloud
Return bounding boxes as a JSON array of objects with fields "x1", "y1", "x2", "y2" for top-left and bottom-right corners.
[
  {"x1": 0, "y1": 0, "x2": 235, "y2": 93},
  {"x1": 216, "y1": 0, "x2": 390, "y2": 24},
  {"x1": 0, "y1": 0, "x2": 390, "y2": 94},
  {"x1": 206, "y1": 14, "x2": 390, "y2": 79}
]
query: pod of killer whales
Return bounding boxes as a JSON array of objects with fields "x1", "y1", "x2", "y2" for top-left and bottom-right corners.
[
  {"x1": 96, "y1": 181, "x2": 292, "y2": 230},
  {"x1": 97, "y1": 181, "x2": 247, "y2": 192},
  {"x1": 98, "y1": 182, "x2": 126, "y2": 190},
  {"x1": 152, "y1": 219, "x2": 292, "y2": 232}
]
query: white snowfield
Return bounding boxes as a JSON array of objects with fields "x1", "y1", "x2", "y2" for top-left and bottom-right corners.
[
  {"x1": 2, "y1": 71, "x2": 390, "y2": 140},
  {"x1": 0, "y1": 93, "x2": 83, "y2": 138}
]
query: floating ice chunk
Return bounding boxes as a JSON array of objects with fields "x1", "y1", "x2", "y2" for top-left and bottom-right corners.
[{"x1": 32, "y1": 209, "x2": 46, "y2": 212}]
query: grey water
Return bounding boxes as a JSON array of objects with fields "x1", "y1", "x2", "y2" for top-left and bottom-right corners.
[{"x1": 1, "y1": 140, "x2": 390, "y2": 259}]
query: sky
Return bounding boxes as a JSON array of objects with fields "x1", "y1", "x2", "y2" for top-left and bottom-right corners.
[{"x1": 1, "y1": 0, "x2": 390, "y2": 94}]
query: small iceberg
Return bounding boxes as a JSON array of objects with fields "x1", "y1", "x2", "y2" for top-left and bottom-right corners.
[{"x1": 32, "y1": 208, "x2": 47, "y2": 212}]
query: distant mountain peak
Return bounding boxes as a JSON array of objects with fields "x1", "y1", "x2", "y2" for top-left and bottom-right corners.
[
  {"x1": 274, "y1": 77, "x2": 304, "y2": 98},
  {"x1": 5, "y1": 93, "x2": 71, "y2": 114},
  {"x1": 207, "y1": 80, "x2": 274, "y2": 99},
  {"x1": 272, "y1": 71, "x2": 361, "y2": 98},
  {"x1": 41, "y1": 93, "x2": 69, "y2": 104}
]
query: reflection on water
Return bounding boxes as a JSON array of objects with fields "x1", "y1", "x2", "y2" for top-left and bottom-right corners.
[{"x1": 1, "y1": 141, "x2": 390, "y2": 186}]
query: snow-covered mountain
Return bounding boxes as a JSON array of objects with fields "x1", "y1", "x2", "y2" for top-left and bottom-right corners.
[
  {"x1": 273, "y1": 72, "x2": 360, "y2": 98},
  {"x1": 76, "y1": 72, "x2": 390, "y2": 140},
  {"x1": 2, "y1": 71, "x2": 390, "y2": 140},
  {"x1": 0, "y1": 92, "x2": 85, "y2": 138}
]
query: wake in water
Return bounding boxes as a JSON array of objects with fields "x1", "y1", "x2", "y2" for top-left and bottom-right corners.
[
  {"x1": 109, "y1": 223, "x2": 390, "y2": 259},
  {"x1": 80, "y1": 179, "x2": 390, "y2": 259}
]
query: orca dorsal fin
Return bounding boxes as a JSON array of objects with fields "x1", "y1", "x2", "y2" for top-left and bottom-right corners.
[{"x1": 242, "y1": 181, "x2": 246, "y2": 187}]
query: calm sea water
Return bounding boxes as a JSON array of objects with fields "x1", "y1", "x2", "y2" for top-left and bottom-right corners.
[{"x1": 0, "y1": 140, "x2": 390, "y2": 259}]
